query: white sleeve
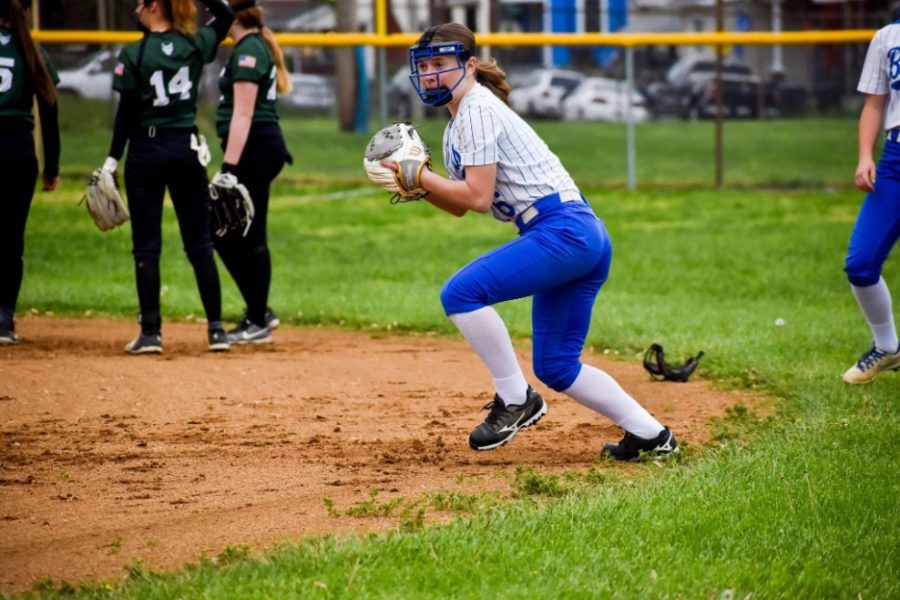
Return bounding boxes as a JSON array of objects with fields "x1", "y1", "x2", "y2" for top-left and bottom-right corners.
[
  {"x1": 458, "y1": 104, "x2": 500, "y2": 167},
  {"x1": 858, "y1": 29, "x2": 888, "y2": 95}
]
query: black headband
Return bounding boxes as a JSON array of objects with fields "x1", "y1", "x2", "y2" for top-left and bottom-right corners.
[
  {"x1": 231, "y1": 0, "x2": 258, "y2": 12},
  {"x1": 416, "y1": 26, "x2": 440, "y2": 48}
]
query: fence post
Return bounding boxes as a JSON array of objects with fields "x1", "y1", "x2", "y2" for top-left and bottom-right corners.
[
  {"x1": 626, "y1": 46, "x2": 636, "y2": 191},
  {"x1": 376, "y1": 0, "x2": 388, "y2": 128}
]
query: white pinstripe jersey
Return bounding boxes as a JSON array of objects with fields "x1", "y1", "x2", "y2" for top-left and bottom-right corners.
[
  {"x1": 442, "y1": 83, "x2": 580, "y2": 223},
  {"x1": 858, "y1": 21, "x2": 900, "y2": 130}
]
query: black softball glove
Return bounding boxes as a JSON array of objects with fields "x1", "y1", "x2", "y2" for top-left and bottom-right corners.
[{"x1": 209, "y1": 171, "x2": 254, "y2": 237}]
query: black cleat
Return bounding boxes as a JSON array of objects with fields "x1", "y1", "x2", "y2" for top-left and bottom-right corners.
[
  {"x1": 469, "y1": 386, "x2": 547, "y2": 451},
  {"x1": 208, "y1": 328, "x2": 230, "y2": 352},
  {"x1": 125, "y1": 332, "x2": 162, "y2": 355},
  {"x1": 602, "y1": 427, "x2": 678, "y2": 461},
  {"x1": 0, "y1": 309, "x2": 17, "y2": 345},
  {"x1": 0, "y1": 327, "x2": 19, "y2": 345},
  {"x1": 227, "y1": 318, "x2": 272, "y2": 344},
  {"x1": 265, "y1": 307, "x2": 280, "y2": 330}
]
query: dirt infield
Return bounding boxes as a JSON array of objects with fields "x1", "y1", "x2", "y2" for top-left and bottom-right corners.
[{"x1": 1, "y1": 316, "x2": 761, "y2": 592}]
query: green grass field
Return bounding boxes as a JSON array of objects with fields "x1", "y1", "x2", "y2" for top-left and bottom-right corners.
[{"x1": 10, "y1": 101, "x2": 899, "y2": 598}]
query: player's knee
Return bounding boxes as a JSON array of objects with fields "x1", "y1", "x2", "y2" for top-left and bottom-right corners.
[
  {"x1": 440, "y1": 276, "x2": 485, "y2": 315},
  {"x1": 132, "y1": 245, "x2": 161, "y2": 261},
  {"x1": 249, "y1": 243, "x2": 269, "y2": 258},
  {"x1": 844, "y1": 255, "x2": 881, "y2": 287},
  {"x1": 185, "y1": 242, "x2": 215, "y2": 263},
  {"x1": 533, "y1": 357, "x2": 580, "y2": 392}
]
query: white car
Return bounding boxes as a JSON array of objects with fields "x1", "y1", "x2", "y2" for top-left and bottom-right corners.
[
  {"x1": 561, "y1": 77, "x2": 650, "y2": 123},
  {"x1": 57, "y1": 49, "x2": 117, "y2": 101},
  {"x1": 508, "y1": 68, "x2": 583, "y2": 118},
  {"x1": 279, "y1": 73, "x2": 336, "y2": 112}
]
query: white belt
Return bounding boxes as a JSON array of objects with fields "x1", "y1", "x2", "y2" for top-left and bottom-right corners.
[{"x1": 517, "y1": 190, "x2": 583, "y2": 227}]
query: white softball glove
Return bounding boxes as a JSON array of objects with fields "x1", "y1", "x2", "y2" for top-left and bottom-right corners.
[
  {"x1": 363, "y1": 122, "x2": 431, "y2": 203},
  {"x1": 82, "y1": 157, "x2": 130, "y2": 231}
]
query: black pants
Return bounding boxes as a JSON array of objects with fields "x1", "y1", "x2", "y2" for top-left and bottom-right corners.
[
  {"x1": 214, "y1": 122, "x2": 288, "y2": 326},
  {"x1": 125, "y1": 129, "x2": 221, "y2": 334},
  {"x1": 0, "y1": 127, "x2": 38, "y2": 321}
]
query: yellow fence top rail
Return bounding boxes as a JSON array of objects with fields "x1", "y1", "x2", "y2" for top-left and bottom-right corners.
[{"x1": 33, "y1": 29, "x2": 875, "y2": 48}]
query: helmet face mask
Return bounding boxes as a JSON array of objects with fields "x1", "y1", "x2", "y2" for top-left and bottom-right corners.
[{"x1": 408, "y1": 42, "x2": 470, "y2": 107}]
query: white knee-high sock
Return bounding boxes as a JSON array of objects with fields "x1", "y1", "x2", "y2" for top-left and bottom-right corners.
[
  {"x1": 851, "y1": 278, "x2": 899, "y2": 352},
  {"x1": 563, "y1": 365, "x2": 664, "y2": 439},
  {"x1": 449, "y1": 307, "x2": 528, "y2": 405}
]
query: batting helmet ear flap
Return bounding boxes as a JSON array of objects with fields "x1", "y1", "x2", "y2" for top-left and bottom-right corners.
[{"x1": 643, "y1": 343, "x2": 705, "y2": 382}]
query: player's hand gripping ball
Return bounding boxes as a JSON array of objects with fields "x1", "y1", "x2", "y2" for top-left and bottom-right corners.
[{"x1": 363, "y1": 122, "x2": 431, "y2": 203}]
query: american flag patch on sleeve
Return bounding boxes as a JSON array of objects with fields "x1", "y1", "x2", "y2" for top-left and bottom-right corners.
[
  {"x1": 114, "y1": 62, "x2": 125, "y2": 76},
  {"x1": 238, "y1": 54, "x2": 257, "y2": 69}
]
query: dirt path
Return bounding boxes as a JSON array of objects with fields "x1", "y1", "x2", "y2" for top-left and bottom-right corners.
[{"x1": 0, "y1": 316, "x2": 759, "y2": 592}]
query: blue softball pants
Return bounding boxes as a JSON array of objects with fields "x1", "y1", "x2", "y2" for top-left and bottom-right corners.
[
  {"x1": 440, "y1": 199, "x2": 611, "y2": 392},
  {"x1": 845, "y1": 139, "x2": 900, "y2": 287}
]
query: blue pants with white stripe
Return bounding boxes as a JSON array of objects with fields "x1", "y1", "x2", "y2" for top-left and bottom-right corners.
[
  {"x1": 845, "y1": 140, "x2": 900, "y2": 287},
  {"x1": 441, "y1": 202, "x2": 611, "y2": 392}
]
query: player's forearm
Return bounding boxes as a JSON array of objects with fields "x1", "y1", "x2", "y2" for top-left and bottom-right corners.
[
  {"x1": 859, "y1": 94, "x2": 885, "y2": 162},
  {"x1": 36, "y1": 95, "x2": 60, "y2": 179},
  {"x1": 424, "y1": 191, "x2": 468, "y2": 217},
  {"x1": 108, "y1": 92, "x2": 138, "y2": 161},
  {"x1": 223, "y1": 109, "x2": 253, "y2": 165},
  {"x1": 420, "y1": 170, "x2": 493, "y2": 213}
]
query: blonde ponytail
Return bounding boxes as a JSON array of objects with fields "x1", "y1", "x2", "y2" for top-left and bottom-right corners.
[
  {"x1": 170, "y1": 0, "x2": 197, "y2": 35},
  {"x1": 261, "y1": 26, "x2": 292, "y2": 94}
]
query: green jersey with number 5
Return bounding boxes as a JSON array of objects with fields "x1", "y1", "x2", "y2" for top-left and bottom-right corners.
[
  {"x1": 113, "y1": 28, "x2": 218, "y2": 128},
  {"x1": 0, "y1": 26, "x2": 59, "y2": 123},
  {"x1": 215, "y1": 33, "x2": 278, "y2": 138}
]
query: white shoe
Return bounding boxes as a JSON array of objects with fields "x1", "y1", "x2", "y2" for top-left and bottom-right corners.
[{"x1": 842, "y1": 344, "x2": 900, "y2": 384}]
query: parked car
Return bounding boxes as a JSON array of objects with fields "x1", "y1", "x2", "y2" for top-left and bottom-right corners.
[
  {"x1": 56, "y1": 49, "x2": 117, "y2": 100},
  {"x1": 509, "y1": 68, "x2": 584, "y2": 118},
  {"x1": 561, "y1": 77, "x2": 650, "y2": 123},
  {"x1": 643, "y1": 54, "x2": 762, "y2": 120},
  {"x1": 280, "y1": 73, "x2": 336, "y2": 112}
]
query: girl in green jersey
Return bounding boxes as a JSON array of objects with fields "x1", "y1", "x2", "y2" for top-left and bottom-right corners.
[
  {"x1": 0, "y1": 0, "x2": 60, "y2": 345},
  {"x1": 212, "y1": 0, "x2": 291, "y2": 345},
  {"x1": 101, "y1": 0, "x2": 234, "y2": 354}
]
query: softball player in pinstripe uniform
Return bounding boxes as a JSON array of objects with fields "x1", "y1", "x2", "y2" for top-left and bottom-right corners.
[
  {"x1": 403, "y1": 23, "x2": 676, "y2": 460},
  {"x1": 0, "y1": 0, "x2": 60, "y2": 345},
  {"x1": 842, "y1": 21, "x2": 900, "y2": 384},
  {"x1": 103, "y1": 0, "x2": 233, "y2": 354}
]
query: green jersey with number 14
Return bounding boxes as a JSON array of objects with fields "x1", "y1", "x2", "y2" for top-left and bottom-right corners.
[{"x1": 113, "y1": 28, "x2": 218, "y2": 128}]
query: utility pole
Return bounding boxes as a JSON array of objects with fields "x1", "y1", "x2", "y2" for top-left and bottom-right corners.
[
  {"x1": 335, "y1": 0, "x2": 357, "y2": 132},
  {"x1": 714, "y1": 0, "x2": 724, "y2": 188},
  {"x1": 32, "y1": 1, "x2": 42, "y2": 172},
  {"x1": 98, "y1": 0, "x2": 108, "y2": 30}
]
